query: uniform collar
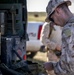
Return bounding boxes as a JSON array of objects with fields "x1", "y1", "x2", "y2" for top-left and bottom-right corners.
[
  {"x1": 67, "y1": 16, "x2": 74, "y2": 23},
  {"x1": 63, "y1": 16, "x2": 74, "y2": 28}
]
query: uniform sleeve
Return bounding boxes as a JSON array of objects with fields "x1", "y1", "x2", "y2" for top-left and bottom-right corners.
[
  {"x1": 52, "y1": 24, "x2": 74, "y2": 74},
  {"x1": 40, "y1": 22, "x2": 56, "y2": 50},
  {"x1": 66, "y1": 24, "x2": 74, "y2": 53}
]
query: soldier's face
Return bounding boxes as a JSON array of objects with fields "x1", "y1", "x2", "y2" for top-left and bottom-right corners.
[{"x1": 49, "y1": 8, "x2": 65, "y2": 27}]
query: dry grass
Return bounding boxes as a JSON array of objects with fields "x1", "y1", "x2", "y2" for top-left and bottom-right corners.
[
  {"x1": 28, "y1": 12, "x2": 47, "y2": 22},
  {"x1": 33, "y1": 52, "x2": 47, "y2": 62}
]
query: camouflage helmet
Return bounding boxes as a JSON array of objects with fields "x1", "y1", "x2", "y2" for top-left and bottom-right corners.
[{"x1": 45, "y1": 0, "x2": 71, "y2": 22}]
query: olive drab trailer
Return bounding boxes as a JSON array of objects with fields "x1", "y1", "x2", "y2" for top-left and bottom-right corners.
[
  {"x1": 0, "y1": 0, "x2": 27, "y2": 61},
  {"x1": 0, "y1": 0, "x2": 48, "y2": 75},
  {"x1": 0, "y1": 0, "x2": 34, "y2": 75}
]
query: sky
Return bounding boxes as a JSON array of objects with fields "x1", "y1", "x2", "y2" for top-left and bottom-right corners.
[
  {"x1": 27, "y1": 0, "x2": 74, "y2": 13},
  {"x1": 27, "y1": 0, "x2": 49, "y2": 12}
]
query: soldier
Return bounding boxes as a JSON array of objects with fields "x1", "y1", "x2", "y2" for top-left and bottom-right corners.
[
  {"x1": 40, "y1": 22, "x2": 62, "y2": 61},
  {"x1": 44, "y1": 0, "x2": 74, "y2": 75},
  {"x1": 40, "y1": 22, "x2": 62, "y2": 75}
]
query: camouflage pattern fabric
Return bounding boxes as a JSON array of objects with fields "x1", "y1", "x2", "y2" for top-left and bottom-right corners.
[
  {"x1": 52, "y1": 16, "x2": 74, "y2": 75},
  {"x1": 40, "y1": 22, "x2": 62, "y2": 75}
]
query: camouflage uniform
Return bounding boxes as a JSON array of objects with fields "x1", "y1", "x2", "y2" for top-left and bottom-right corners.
[
  {"x1": 40, "y1": 22, "x2": 62, "y2": 75},
  {"x1": 45, "y1": 0, "x2": 74, "y2": 75},
  {"x1": 40, "y1": 22, "x2": 62, "y2": 61},
  {"x1": 52, "y1": 16, "x2": 74, "y2": 75}
]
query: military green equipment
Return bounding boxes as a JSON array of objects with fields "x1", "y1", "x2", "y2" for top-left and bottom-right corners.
[{"x1": 0, "y1": 0, "x2": 48, "y2": 75}]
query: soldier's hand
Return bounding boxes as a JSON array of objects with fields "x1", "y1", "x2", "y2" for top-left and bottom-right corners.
[{"x1": 43, "y1": 62, "x2": 54, "y2": 71}]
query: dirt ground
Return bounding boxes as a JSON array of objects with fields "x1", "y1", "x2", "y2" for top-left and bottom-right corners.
[
  {"x1": 32, "y1": 52, "x2": 56, "y2": 75},
  {"x1": 33, "y1": 51, "x2": 47, "y2": 62}
]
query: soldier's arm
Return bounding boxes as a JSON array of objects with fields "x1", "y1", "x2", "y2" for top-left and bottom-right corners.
[
  {"x1": 52, "y1": 24, "x2": 74, "y2": 74},
  {"x1": 40, "y1": 22, "x2": 57, "y2": 50}
]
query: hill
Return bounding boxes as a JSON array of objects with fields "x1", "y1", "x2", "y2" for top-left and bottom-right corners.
[{"x1": 28, "y1": 12, "x2": 47, "y2": 22}]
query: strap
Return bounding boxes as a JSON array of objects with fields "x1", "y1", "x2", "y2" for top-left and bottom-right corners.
[{"x1": 48, "y1": 23, "x2": 53, "y2": 38}]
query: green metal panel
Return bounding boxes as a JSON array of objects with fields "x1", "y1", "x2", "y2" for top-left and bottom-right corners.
[
  {"x1": 0, "y1": 0, "x2": 17, "y2": 3},
  {"x1": 0, "y1": 0, "x2": 26, "y2": 4},
  {"x1": 0, "y1": 0, "x2": 27, "y2": 37}
]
